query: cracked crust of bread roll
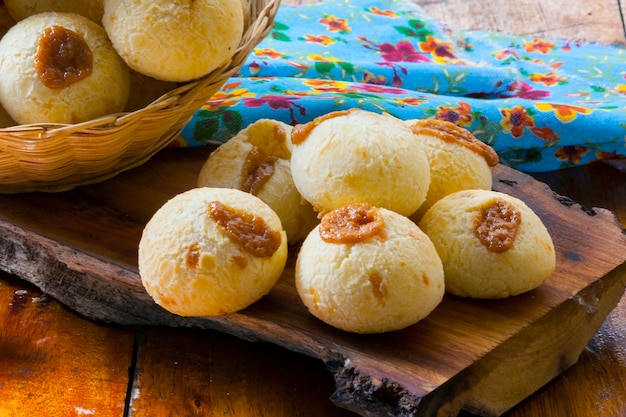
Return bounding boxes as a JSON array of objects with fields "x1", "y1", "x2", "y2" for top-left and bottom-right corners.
[
  {"x1": 419, "y1": 189, "x2": 556, "y2": 299},
  {"x1": 295, "y1": 203, "x2": 445, "y2": 334},
  {"x1": 4, "y1": 0, "x2": 104, "y2": 23},
  {"x1": 290, "y1": 109, "x2": 431, "y2": 217},
  {"x1": 405, "y1": 119, "x2": 499, "y2": 221},
  {"x1": 198, "y1": 119, "x2": 319, "y2": 243},
  {"x1": 139, "y1": 187, "x2": 288, "y2": 317},
  {"x1": 0, "y1": 12, "x2": 129, "y2": 124},
  {"x1": 103, "y1": 0, "x2": 244, "y2": 82}
]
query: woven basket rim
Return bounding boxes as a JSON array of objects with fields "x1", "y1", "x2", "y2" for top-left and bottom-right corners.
[{"x1": 0, "y1": 0, "x2": 280, "y2": 193}]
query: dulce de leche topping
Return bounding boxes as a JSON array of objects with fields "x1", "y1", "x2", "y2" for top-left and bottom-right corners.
[
  {"x1": 409, "y1": 119, "x2": 499, "y2": 167},
  {"x1": 291, "y1": 109, "x2": 354, "y2": 145},
  {"x1": 35, "y1": 25, "x2": 93, "y2": 89},
  {"x1": 319, "y1": 202, "x2": 384, "y2": 244},
  {"x1": 240, "y1": 146, "x2": 277, "y2": 196},
  {"x1": 208, "y1": 201, "x2": 282, "y2": 258},
  {"x1": 185, "y1": 243, "x2": 201, "y2": 268},
  {"x1": 473, "y1": 198, "x2": 521, "y2": 253}
]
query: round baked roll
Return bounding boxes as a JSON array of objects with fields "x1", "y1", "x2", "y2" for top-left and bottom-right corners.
[
  {"x1": 103, "y1": 0, "x2": 244, "y2": 82},
  {"x1": 418, "y1": 189, "x2": 556, "y2": 299},
  {"x1": 0, "y1": 12, "x2": 129, "y2": 124},
  {"x1": 198, "y1": 119, "x2": 319, "y2": 243},
  {"x1": 139, "y1": 187, "x2": 288, "y2": 317},
  {"x1": 4, "y1": 0, "x2": 104, "y2": 23},
  {"x1": 290, "y1": 109, "x2": 431, "y2": 216},
  {"x1": 405, "y1": 119, "x2": 499, "y2": 220},
  {"x1": 295, "y1": 202, "x2": 445, "y2": 334}
]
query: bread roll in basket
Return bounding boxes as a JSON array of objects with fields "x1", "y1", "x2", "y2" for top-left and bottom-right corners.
[{"x1": 0, "y1": 0, "x2": 280, "y2": 193}]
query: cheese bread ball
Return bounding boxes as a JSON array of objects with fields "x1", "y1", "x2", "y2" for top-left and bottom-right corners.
[
  {"x1": 406, "y1": 119, "x2": 499, "y2": 221},
  {"x1": 103, "y1": 0, "x2": 244, "y2": 82},
  {"x1": 198, "y1": 119, "x2": 319, "y2": 243},
  {"x1": 4, "y1": 0, "x2": 105, "y2": 23},
  {"x1": 296, "y1": 203, "x2": 445, "y2": 334},
  {"x1": 419, "y1": 189, "x2": 556, "y2": 299},
  {"x1": 290, "y1": 109, "x2": 431, "y2": 216},
  {"x1": 139, "y1": 187, "x2": 288, "y2": 317},
  {"x1": 0, "y1": 12, "x2": 130, "y2": 124}
]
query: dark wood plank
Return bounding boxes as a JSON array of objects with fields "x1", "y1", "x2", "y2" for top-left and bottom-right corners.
[
  {"x1": 128, "y1": 327, "x2": 355, "y2": 417},
  {"x1": 0, "y1": 272, "x2": 135, "y2": 417}
]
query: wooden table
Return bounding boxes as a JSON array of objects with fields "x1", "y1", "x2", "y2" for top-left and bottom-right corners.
[{"x1": 1, "y1": 1, "x2": 625, "y2": 416}]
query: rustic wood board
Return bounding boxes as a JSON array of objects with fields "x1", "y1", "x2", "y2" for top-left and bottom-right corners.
[
  {"x1": 0, "y1": 273, "x2": 135, "y2": 417},
  {"x1": 0, "y1": 146, "x2": 624, "y2": 417}
]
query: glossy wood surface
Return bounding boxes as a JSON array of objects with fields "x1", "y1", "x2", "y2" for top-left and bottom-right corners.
[{"x1": 1, "y1": 0, "x2": 626, "y2": 416}]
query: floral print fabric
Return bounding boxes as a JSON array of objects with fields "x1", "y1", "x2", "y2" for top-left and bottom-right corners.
[{"x1": 178, "y1": 0, "x2": 626, "y2": 172}]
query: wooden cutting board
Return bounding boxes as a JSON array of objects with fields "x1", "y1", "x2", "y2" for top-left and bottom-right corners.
[{"x1": 0, "y1": 146, "x2": 624, "y2": 417}]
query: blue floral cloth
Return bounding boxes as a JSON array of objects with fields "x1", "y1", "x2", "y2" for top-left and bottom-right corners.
[{"x1": 177, "y1": 0, "x2": 626, "y2": 172}]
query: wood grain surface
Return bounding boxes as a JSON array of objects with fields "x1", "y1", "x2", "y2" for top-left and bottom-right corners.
[
  {"x1": 421, "y1": 0, "x2": 626, "y2": 45},
  {"x1": 1, "y1": 143, "x2": 624, "y2": 416},
  {"x1": 0, "y1": 274, "x2": 134, "y2": 417},
  {"x1": 1, "y1": 1, "x2": 625, "y2": 416}
]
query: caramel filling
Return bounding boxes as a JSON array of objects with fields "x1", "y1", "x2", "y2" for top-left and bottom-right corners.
[
  {"x1": 409, "y1": 119, "x2": 499, "y2": 167},
  {"x1": 473, "y1": 198, "x2": 521, "y2": 252},
  {"x1": 319, "y1": 202, "x2": 384, "y2": 244},
  {"x1": 209, "y1": 201, "x2": 282, "y2": 258},
  {"x1": 35, "y1": 25, "x2": 93, "y2": 89},
  {"x1": 240, "y1": 146, "x2": 277, "y2": 196}
]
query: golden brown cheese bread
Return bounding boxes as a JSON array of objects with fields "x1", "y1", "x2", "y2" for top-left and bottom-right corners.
[
  {"x1": 198, "y1": 119, "x2": 319, "y2": 243},
  {"x1": 419, "y1": 189, "x2": 556, "y2": 298},
  {"x1": 103, "y1": 0, "x2": 244, "y2": 82},
  {"x1": 405, "y1": 119, "x2": 499, "y2": 221},
  {"x1": 139, "y1": 187, "x2": 288, "y2": 317},
  {"x1": 290, "y1": 109, "x2": 431, "y2": 217},
  {"x1": 295, "y1": 202, "x2": 445, "y2": 333},
  {"x1": 0, "y1": 12, "x2": 129, "y2": 124}
]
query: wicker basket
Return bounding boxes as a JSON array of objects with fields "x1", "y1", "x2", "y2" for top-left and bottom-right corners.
[{"x1": 0, "y1": 0, "x2": 280, "y2": 193}]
